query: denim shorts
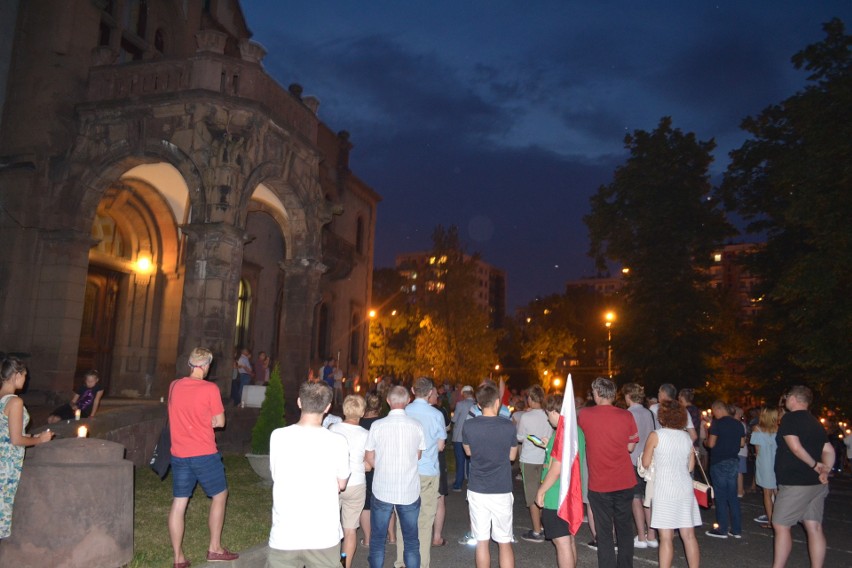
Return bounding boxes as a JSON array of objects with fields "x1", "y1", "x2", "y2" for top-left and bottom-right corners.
[{"x1": 171, "y1": 453, "x2": 227, "y2": 498}]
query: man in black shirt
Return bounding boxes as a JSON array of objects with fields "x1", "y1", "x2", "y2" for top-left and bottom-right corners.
[{"x1": 771, "y1": 385, "x2": 834, "y2": 568}]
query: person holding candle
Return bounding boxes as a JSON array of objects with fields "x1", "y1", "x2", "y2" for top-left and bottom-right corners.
[
  {"x1": 47, "y1": 369, "x2": 104, "y2": 424},
  {"x1": 1, "y1": 356, "x2": 54, "y2": 539}
]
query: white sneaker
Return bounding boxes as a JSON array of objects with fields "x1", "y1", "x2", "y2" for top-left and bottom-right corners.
[
  {"x1": 645, "y1": 539, "x2": 659, "y2": 548},
  {"x1": 633, "y1": 536, "x2": 648, "y2": 549}
]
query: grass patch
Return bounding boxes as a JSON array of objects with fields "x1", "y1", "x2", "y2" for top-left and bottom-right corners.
[{"x1": 131, "y1": 454, "x2": 271, "y2": 567}]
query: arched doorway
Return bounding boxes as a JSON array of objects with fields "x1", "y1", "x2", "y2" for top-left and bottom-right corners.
[
  {"x1": 79, "y1": 162, "x2": 187, "y2": 396},
  {"x1": 77, "y1": 211, "x2": 131, "y2": 392}
]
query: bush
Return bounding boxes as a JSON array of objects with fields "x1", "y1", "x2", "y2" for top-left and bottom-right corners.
[{"x1": 250, "y1": 363, "x2": 285, "y2": 454}]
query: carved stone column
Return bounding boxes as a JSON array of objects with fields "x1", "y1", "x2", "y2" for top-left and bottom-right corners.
[
  {"x1": 277, "y1": 258, "x2": 327, "y2": 419},
  {"x1": 177, "y1": 222, "x2": 246, "y2": 391}
]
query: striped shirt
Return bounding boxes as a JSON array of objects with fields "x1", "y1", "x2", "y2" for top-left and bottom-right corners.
[{"x1": 366, "y1": 409, "x2": 426, "y2": 505}]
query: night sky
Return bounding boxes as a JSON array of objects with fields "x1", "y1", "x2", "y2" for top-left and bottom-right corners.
[{"x1": 240, "y1": 1, "x2": 851, "y2": 310}]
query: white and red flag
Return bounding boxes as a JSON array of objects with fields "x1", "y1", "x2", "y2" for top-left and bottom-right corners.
[{"x1": 554, "y1": 374, "x2": 583, "y2": 535}]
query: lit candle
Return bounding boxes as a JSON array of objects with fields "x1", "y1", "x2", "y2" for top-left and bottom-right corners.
[
  {"x1": 77, "y1": 425, "x2": 88, "y2": 438},
  {"x1": 74, "y1": 408, "x2": 81, "y2": 421}
]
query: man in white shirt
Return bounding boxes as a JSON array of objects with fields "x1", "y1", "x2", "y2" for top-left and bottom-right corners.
[
  {"x1": 268, "y1": 382, "x2": 350, "y2": 568},
  {"x1": 366, "y1": 386, "x2": 426, "y2": 568},
  {"x1": 394, "y1": 377, "x2": 446, "y2": 568}
]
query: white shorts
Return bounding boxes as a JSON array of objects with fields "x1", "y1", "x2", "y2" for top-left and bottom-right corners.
[{"x1": 468, "y1": 490, "x2": 514, "y2": 543}]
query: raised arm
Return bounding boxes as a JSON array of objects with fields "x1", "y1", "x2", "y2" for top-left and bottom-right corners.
[{"x1": 5, "y1": 397, "x2": 53, "y2": 447}]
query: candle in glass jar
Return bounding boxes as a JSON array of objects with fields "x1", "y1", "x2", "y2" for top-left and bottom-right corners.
[
  {"x1": 74, "y1": 408, "x2": 81, "y2": 420},
  {"x1": 77, "y1": 425, "x2": 88, "y2": 438}
]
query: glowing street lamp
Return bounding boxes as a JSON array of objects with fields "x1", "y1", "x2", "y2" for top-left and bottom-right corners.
[{"x1": 604, "y1": 311, "x2": 616, "y2": 378}]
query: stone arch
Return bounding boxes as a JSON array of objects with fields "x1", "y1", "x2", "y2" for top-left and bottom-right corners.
[
  {"x1": 58, "y1": 135, "x2": 203, "y2": 395},
  {"x1": 67, "y1": 137, "x2": 206, "y2": 236},
  {"x1": 242, "y1": 159, "x2": 327, "y2": 262}
]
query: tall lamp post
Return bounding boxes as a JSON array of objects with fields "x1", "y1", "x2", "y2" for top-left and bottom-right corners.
[{"x1": 604, "y1": 311, "x2": 616, "y2": 378}]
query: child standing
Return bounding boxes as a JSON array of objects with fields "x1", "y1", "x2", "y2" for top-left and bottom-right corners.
[
  {"x1": 1, "y1": 356, "x2": 54, "y2": 538},
  {"x1": 47, "y1": 369, "x2": 104, "y2": 423}
]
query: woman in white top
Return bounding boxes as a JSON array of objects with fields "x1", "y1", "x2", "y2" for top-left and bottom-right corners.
[
  {"x1": 642, "y1": 400, "x2": 701, "y2": 568},
  {"x1": 330, "y1": 395, "x2": 370, "y2": 568}
]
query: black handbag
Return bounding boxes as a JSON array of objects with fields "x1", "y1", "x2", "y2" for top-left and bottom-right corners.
[{"x1": 149, "y1": 381, "x2": 175, "y2": 479}]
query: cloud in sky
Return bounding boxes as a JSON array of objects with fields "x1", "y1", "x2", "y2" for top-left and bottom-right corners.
[{"x1": 244, "y1": 0, "x2": 850, "y2": 308}]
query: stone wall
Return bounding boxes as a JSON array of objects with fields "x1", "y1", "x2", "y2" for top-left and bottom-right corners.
[{"x1": 33, "y1": 402, "x2": 258, "y2": 466}]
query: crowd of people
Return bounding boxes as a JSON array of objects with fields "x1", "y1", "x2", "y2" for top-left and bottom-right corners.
[
  {"x1": 0, "y1": 350, "x2": 846, "y2": 568},
  {"x1": 252, "y1": 371, "x2": 840, "y2": 568}
]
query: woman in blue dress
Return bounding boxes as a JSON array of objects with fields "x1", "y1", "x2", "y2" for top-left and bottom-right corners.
[{"x1": 750, "y1": 406, "x2": 781, "y2": 528}]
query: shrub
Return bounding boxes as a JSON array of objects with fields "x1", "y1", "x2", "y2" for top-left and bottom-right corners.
[{"x1": 250, "y1": 363, "x2": 285, "y2": 454}]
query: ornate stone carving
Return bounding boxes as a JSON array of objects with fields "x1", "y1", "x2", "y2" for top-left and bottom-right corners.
[
  {"x1": 195, "y1": 29, "x2": 228, "y2": 54},
  {"x1": 238, "y1": 39, "x2": 267, "y2": 64}
]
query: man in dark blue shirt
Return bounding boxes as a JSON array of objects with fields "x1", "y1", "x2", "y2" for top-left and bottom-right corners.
[
  {"x1": 705, "y1": 400, "x2": 745, "y2": 538},
  {"x1": 463, "y1": 384, "x2": 518, "y2": 568}
]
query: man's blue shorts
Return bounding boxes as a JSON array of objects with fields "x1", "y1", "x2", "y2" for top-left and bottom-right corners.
[{"x1": 171, "y1": 453, "x2": 227, "y2": 498}]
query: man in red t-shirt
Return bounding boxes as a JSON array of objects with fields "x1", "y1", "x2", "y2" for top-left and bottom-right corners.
[
  {"x1": 578, "y1": 377, "x2": 639, "y2": 568},
  {"x1": 168, "y1": 348, "x2": 237, "y2": 568}
]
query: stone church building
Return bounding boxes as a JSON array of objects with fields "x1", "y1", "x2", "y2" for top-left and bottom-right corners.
[{"x1": 0, "y1": 0, "x2": 379, "y2": 414}]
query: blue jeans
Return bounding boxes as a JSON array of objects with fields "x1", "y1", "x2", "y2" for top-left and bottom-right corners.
[
  {"x1": 711, "y1": 458, "x2": 741, "y2": 534},
  {"x1": 369, "y1": 495, "x2": 420, "y2": 568},
  {"x1": 231, "y1": 373, "x2": 251, "y2": 405},
  {"x1": 452, "y1": 441, "x2": 469, "y2": 489}
]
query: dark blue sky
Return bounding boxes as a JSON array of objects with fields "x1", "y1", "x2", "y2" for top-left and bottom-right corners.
[{"x1": 241, "y1": 1, "x2": 851, "y2": 309}]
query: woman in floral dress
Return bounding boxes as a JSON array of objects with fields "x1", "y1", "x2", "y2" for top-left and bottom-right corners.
[{"x1": 0, "y1": 357, "x2": 54, "y2": 538}]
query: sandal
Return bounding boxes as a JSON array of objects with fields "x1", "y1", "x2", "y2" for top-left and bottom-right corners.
[
  {"x1": 432, "y1": 538, "x2": 447, "y2": 547},
  {"x1": 360, "y1": 538, "x2": 370, "y2": 547},
  {"x1": 174, "y1": 561, "x2": 191, "y2": 568}
]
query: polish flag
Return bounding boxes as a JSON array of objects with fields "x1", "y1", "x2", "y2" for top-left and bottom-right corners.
[{"x1": 554, "y1": 374, "x2": 583, "y2": 535}]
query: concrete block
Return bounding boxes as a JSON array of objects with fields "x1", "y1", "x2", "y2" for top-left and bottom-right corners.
[{"x1": 0, "y1": 438, "x2": 133, "y2": 567}]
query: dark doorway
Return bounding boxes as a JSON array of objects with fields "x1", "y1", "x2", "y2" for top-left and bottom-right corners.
[{"x1": 76, "y1": 266, "x2": 121, "y2": 392}]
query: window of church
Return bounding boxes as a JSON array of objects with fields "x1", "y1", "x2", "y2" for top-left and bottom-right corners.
[
  {"x1": 234, "y1": 278, "x2": 251, "y2": 348},
  {"x1": 349, "y1": 313, "x2": 361, "y2": 366},
  {"x1": 154, "y1": 28, "x2": 165, "y2": 54},
  {"x1": 355, "y1": 216, "x2": 364, "y2": 255}
]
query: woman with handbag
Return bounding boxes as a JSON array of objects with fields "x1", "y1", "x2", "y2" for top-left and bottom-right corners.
[{"x1": 641, "y1": 400, "x2": 701, "y2": 568}]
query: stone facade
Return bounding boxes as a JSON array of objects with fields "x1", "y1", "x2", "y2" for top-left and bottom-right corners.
[{"x1": 0, "y1": 0, "x2": 378, "y2": 417}]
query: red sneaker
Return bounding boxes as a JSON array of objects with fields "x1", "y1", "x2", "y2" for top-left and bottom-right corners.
[{"x1": 206, "y1": 548, "x2": 239, "y2": 562}]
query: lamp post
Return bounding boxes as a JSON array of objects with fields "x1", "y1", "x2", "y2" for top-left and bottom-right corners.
[{"x1": 604, "y1": 311, "x2": 616, "y2": 378}]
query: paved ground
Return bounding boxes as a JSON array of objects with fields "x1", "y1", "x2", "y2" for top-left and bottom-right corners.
[{"x1": 198, "y1": 472, "x2": 852, "y2": 568}]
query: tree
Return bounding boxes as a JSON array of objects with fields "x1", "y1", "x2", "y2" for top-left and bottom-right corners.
[
  {"x1": 585, "y1": 117, "x2": 734, "y2": 387},
  {"x1": 368, "y1": 268, "x2": 419, "y2": 378},
  {"x1": 412, "y1": 226, "x2": 498, "y2": 382},
  {"x1": 516, "y1": 294, "x2": 579, "y2": 391},
  {"x1": 719, "y1": 19, "x2": 852, "y2": 414}
]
